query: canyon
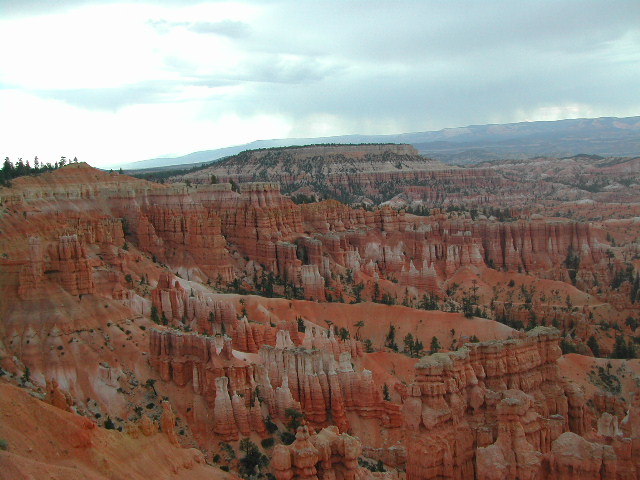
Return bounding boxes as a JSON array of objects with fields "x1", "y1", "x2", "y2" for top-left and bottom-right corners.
[{"x1": 0, "y1": 146, "x2": 639, "y2": 480}]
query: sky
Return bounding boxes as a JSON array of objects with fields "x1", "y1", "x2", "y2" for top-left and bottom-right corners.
[{"x1": 1, "y1": 1, "x2": 639, "y2": 168}]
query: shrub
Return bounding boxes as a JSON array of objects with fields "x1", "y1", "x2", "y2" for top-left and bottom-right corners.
[
  {"x1": 261, "y1": 437, "x2": 275, "y2": 449},
  {"x1": 284, "y1": 408, "x2": 305, "y2": 431},
  {"x1": 264, "y1": 416, "x2": 278, "y2": 434},
  {"x1": 280, "y1": 431, "x2": 296, "y2": 445},
  {"x1": 587, "y1": 336, "x2": 601, "y2": 357},
  {"x1": 104, "y1": 417, "x2": 115, "y2": 430},
  {"x1": 239, "y1": 438, "x2": 269, "y2": 477},
  {"x1": 21, "y1": 366, "x2": 30, "y2": 384},
  {"x1": 150, "y1": 305, "x2": 160, "y2": 324}
]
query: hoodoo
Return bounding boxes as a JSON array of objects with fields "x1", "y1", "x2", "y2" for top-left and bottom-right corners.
[{"x1": 0, "y1": 148, "x2": 638, "y2": 479}]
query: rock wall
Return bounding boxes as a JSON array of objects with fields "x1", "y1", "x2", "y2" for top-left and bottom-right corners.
[
  {"x1": 112, "y1": 186, "x2": 234, "y2": 283},
  {"x1": 210, "y1": 183, "x2": 304, "y2": 269},
  {"x1": 16, "y1": 234, "x2": 97, "y2": 299},
  {"x1": 8, "y1": 164, "x2": 605, "y2": 306},
  {"x1": 148, "y1": 326, "x2": 401, "y2": 442},
  {"x1": 272, "y1": 425, "x2": 389, "y2": 480},
  {"x1": 403, "y1": 327, "x2": 573, "y2": 479},
  {"x1": 403, "y1": 327, "x2": 638, "y2": 480}
]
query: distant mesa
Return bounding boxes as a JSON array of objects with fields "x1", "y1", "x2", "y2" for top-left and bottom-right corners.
[{"x1": 119, "y1": 115, "x2": 640, "y2": 170}]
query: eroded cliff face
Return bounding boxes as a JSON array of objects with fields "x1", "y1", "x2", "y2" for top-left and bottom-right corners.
[
  {"x1": 0, "y1": 161, "x2": 637, "y2": 480},
  {"x1": 147, "y1": 323, "x2": 400, "y2": 444},
  {"x1": 403, "y1": 328, "x2": 639, "y2": 480},
  {"x1": 2, "y1": 162, "x2": 612, "y2": 308},
  {"x1": 272, "y1": 424, "x2": 383, "y2": 480},
  {"x1": 0, "y1": 380, "x2": 235, "y2": 480}
]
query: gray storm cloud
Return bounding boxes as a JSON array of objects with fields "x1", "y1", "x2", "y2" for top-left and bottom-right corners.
[{"x1": 2, "y1": 0, "x2": 639, "y2": 162}]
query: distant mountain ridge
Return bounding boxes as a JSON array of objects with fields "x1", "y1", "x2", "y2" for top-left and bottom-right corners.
[{"x1": 121, "y1": 115, "x2": 640, "y2": 170}]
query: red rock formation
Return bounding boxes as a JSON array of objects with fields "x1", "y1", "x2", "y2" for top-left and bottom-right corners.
[
  {"x1": 47, "y1": 234, "x2": 96, "y2": 296},
  {"x1": 149, "y1": 322, "x2": 399, "y2": 446},
  {"x1": 1, "y1": 159, "x2": 636, "y2": 480},
  {"x1": 302, "y1": 326, "x2": 363, "y2": 360},
  {"x1": 473, "y1": 219, "x2": 605, "y2": 276},
  {"x1": 403, "y1": 328, "x2": 570, "y2": 479},
  {"x1": 160, "y1": 400, "x2": 180, "y2": 446},
  {"x1": 0, "y1": 379, "x2": 226, "y2": 480},
  {"x1": 233, "y1": 315, "x2": 298, "y2": 353},
  {"x1": 151, "y1": 275, "x2": 237, "y2": 332},
  {"x1": 272, "y1": 425, "x2": 373, "y2": 480},
  {"x1": 140, "y1": 414, "x2": 157, "y2": 436},
  {"x1": 399, "y1": 259, "x2": 441, "y2": 294},
  {"x1": 299, "y1": 264, "x2": 326, "y2": 301},
  {"x1": 403, "y1": 327, "x2": 640, "y2": 479},
  {"x1": 543, "y1": 432, "x2": 618, "y2": 479},
  {"x1": 621, "y1": 392, "x2": 640, "y2": 439},
  {"x1": 17, "y1": 237, "x2": 44, "y2": 299},
  {"x1": 149, "y1": 328, "x2": 254, "y2": 398},
  {"x1": 258, "y1": 337, "x2": 399, "y2": 431},
  {"x1": 213, "y1": 376, "x2": 239, "y2": 441},
  {"x1": 45, "y1": 377, "x2": 73, "y2": 411},
  {"x1": 231, "y1": 392, "x2": 252, "y2": 436},
  {"x1": 211, "y1": 183, "x2": 303, "y2": 268},
  {"x1": 476, "y1": 391, "x2": 544, "y2": 480},
  {"x1": 118, "y1": 185, "x2": 234, "y2": 283}
]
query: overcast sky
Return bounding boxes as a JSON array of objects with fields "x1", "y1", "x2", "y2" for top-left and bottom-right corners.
[{"x1": 2, "y1": 1, "x2": 639, "y2": 168}]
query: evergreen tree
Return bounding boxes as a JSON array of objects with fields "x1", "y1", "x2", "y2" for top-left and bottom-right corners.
[
  {"x1": 284, "y1": 408, "x2": 305, "y2": 431},
  {"x1": 238, "y1": 438, "x2": 269, "y2": 478},
  {"x1": 403, "y1": 333, "x2": 415, "y2": 355},
  {"x1": 414, "y1": 339, "x2": 424, "y2": 356},
  {"x1": 104, "y1": 416, "x2": 115, "y2": 430},
  {"x1": 353, "y1": 320, "x2": 365, "y2": 340},
  {"x1": 587, "y1": 335, "x2": 600, "y2": 357},
  {"x1": 429, "y1": 336, "x2": 441, "y2": 354},
  {"x1": 385, "y1": 325, "x2": 398, "y2": 351},
  {"x1": 151, "y1": 305, "x2": 160, "y2": 324},
  {"x1": 611, "y1": 336, "x2": 629, "y2": 359},
  {"x1": 21, "y1": 366, "x2": 31, "y2": 384},
  {"x1": 382, "y1": 383, "x2": 391, "y2": 401},
  {"x1": 564, "y1": 244, "x2": 581, "y2": 285},
  {"x1": 363, "y1": 339, "x2": 374, "y2": 353},
  {"x1": 373, "y1": 282, "x2": 381, "y2": 302},
  {"x1": 297, "y1": 316, "x2": 306, "y2": 333},
  {"x1": 338, "y1": 327, "x2": 350, "y2": 341}
]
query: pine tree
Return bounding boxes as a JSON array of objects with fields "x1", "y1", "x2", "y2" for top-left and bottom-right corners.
[
  {"x1": 403, "y1": 333, "x2": 415, "y2": 355},
  {"x1": 587, "y1": 335, "x2": 600, "y2": 357},
  {"x1": 382, "y1": 383, "x2": 391, "y2": 401},
  {"x1": 611, "y1": 336, "x2": 628, "y2": 359},
  {"x1": 414, "y1": 339, "x2": 424, "y2": 356},
  {"x1": 339, "y1": 327, "x2": 350, "y2": 340},
  {"x1": 297, "y1": 316, "x2": 306, "y2": 333},
  {"x1": 385, "y1": 325, "x2": 398, "y2": 351},
  {"x1": 430, "y1": 336, "x2": 441, "y2": 354},
  {"x1": 564, "y1": 244, "x2": 580, "y2": 285},
  {"x1": 151, "y1": 305, "x2": 160, "y2": 324}
]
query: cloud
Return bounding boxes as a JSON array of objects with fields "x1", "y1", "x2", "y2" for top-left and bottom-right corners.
[
  {"x1": 148, "y1": 18, "x2": 251, "y2": 38},
  {"x1": 188, "y1": 20, "x2": 249, "y2": 37},
  {"x1": 1, "y1": 0, "x2": 639, "y2": 167},
  {"x1": 35, "y1": 83, "x2": 176, "y2": 111}
]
